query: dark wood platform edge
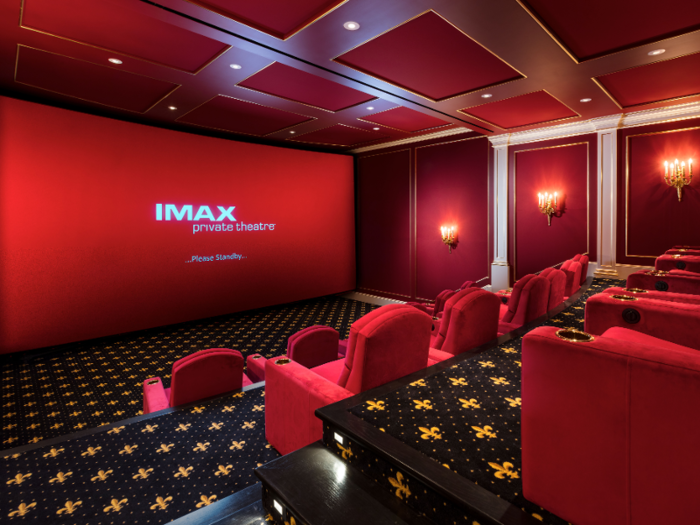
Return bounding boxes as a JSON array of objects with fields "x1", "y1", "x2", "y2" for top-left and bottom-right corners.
[{"x1": 315, "y1": 278, "x2": 594, "y2": 525}]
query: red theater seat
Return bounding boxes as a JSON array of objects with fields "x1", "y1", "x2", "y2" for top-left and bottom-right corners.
[
  {"x1": 584, "y1": 292, "x2": 700, "y2": 350},
  {"x1": 600, "y1": 286, "x2": 700, "y2": 305},
  {"x1": 655, "y1": 254, "x2": 700, "y2": 273},
  {"x1": 522, "y1": 325, "x2": 700, "y2": 525},
  {"x1": 265, "y1": 304, "x2": 432, "y2": 454},
  {"x1": 246, "y1": 325, "x2": 342, "y2": 382},
  {"x1": 407, "y1": 289, "x2": 456, "y2": 318},
  {"x1": 572, "y1": 254, "x2": 589, "y2": 284},
  {"x1": 626, "y1": 269, "x2": 700, "y2": 295},
  {"x1": 666, "y1": 248, "x2": 700, "y2": 256},
  {"x1": 428, "y1": 288, "x2": 500, "y2": 360},
  {"x1": 673, "y1": 245, "x2": 700, "y2": 249},
  {"x1": 143, "y1": 348, "x2": 252, "y2": 414},
  {"x1": 539, "y1": 267, "x2": 566, "y2": 311},
  {"x1": 560, "y1": 259, "x2": 582, "y2": 297},
  {"x1": 497, "y1": 274, "x2": 550, "y2": 335}
]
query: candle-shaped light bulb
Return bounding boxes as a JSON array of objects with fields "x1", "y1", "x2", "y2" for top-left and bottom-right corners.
[
  {"x1": 665, "y1": 160, "x2": 669, "y2": 176},
  {"x1": 538, "y1": 193, "x2": 542, "y2": 207},
  {"x1": 554, "y1": 192, "x2": 558, "y2": 207}
]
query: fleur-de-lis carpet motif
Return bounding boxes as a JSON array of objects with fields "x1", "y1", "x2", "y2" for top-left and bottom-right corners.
[
  {"x1": 1, "y1": 388, "x2": 278, "y2": 524},
  {"x1": 348, "y1": 278, "x2": 622, "y2": 525},
  {"x1": 1, "y1": 296, "x2": 376, "y2": 451}
]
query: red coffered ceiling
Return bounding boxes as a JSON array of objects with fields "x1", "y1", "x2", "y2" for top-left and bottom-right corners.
[{"x1": 2, "y1": 0, "x2": 700, "y2": 152}]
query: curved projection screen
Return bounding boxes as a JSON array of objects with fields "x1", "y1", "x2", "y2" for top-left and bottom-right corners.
[{"x1": 0, "y1": 97, "x2": 355, "y2": 354}]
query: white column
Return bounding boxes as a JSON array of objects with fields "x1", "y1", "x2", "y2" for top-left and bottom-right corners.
[
  {"x1": 489, "y1": 135, "x2": 511, "y2": 290},
  {"x1": 592, "y1": 115, "x2": 623, "y2": 278}
]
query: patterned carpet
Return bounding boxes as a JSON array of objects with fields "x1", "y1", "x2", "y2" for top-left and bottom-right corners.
[
  {"x1": 1, "y1": 386, "x2": 278, "y2": 524},
  {"x1": 349, "y1": 278, "x2": 624, "y2": 525},
  {"x1": 1, "y1": 296, "x2": 377, "y2": 451}
]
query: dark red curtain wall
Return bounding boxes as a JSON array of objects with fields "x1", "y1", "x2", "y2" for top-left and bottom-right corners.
[
  {"x1": 617, "y1": 119, "x2": 700, "y2": 266},
  {"x1": 356, "y1": 136, "x2": 492, "y2": 301},
  {"x1": 509, "y1": 135, "x2": 598, "y2": 281},
  {"x1": 0, "y1": 97, "x2": 355, "y2": 354}
]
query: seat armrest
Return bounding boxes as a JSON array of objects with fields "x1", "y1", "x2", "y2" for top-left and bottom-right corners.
[
  {"x1": 265, "y1": 358, "x2": 351, "y2": 455},
  {"x1": 143, "y1": 377, "x2": 169, "y2": 414},
  {"x1": 428, "y1": 348, "x2": 454, "y2": 363},
  {"x1": 246, "y1": 354, "x2": 267, "y2": 383}
]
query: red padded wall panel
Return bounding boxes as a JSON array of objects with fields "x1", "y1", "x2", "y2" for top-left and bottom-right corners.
[
  {"x1": 356, "y1": 150, "x2": 411, "y2": 298},
  {"x1": 617, "y1": 120, "x2": 700, "y2": 265},
  {"x1": 415, "y1": 138, "x2": 490, "y2": 300},
  {"x1": 0, "y1": 97, "x2": 355, "y2": 354},
  {"x1": 510, "y1": 136, "x2": 597, "y2": 281}
]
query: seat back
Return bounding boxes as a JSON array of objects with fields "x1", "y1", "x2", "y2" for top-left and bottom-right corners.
[
  {"x1": 170, "y1": 348, "x2": 244, "y2": 407},
  {"x1": 573, "y1": 254, "x2": 589, "y2": 284},
  {"x1": 286, "y1": 325, "x2": 339, "y2": 369},
  {"x1": 560, "y1": 259, "x2": 582, "y2": 296},
  {"x1": 338, "y1": 304, "x2": 431, "y2": 394},
  {"x1": 459, "y1": 280, "x2": 479, "y2": 290},
  {"x1": 433, "y1": 289, "x2": 457, "y2": 316},
  {"x1": 501, "y1": 274, "x2": 550, "y2": 325},
  {"x1": 540, "y1": 267, "x2": 566, "y2": 311},
  {"x1": 432, "y1": 288, "x2": 501, "y2": 355}
]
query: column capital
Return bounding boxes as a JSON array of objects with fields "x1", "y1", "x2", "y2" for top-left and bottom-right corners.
[{"x1": 488, "y1": 134, "x2": 511, "y2": 148}]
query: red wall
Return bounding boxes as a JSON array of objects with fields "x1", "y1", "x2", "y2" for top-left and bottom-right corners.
[
  {"x1": 355, "y1": 134, "x2": 491, "y2": 301},
  {"x1": 0, "y1": 97, "x2": 355, "y2": 354},
  {"x1": 617, "y1": 119, "x2": 700, "y2": 265},
  {"x1": 356, "y1": 150, "x2": 412, "y2": 298},
  {"x1": 509, "y1": 135, "x2": 597, "y2": 281}
]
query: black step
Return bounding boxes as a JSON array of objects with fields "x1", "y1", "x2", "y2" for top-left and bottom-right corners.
[
  {"x1": 170, "y1": 483, "x2": 267, "y2": 525},
  {"x1": 255, "y1": 441, "x2": 433, "y2": 525}
]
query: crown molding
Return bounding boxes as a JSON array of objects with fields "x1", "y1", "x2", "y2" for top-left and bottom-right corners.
[
  {"x1": 620, "y1": 101, "x2": 700, "y2": 128},
  {"x1": 349, "y1": 127, "x2": 475, "y2": 154}
]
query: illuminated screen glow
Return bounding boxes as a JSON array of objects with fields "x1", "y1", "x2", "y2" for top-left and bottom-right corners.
[{"x1": 0, "y1": 97, "x2": 355, "y2": 353}]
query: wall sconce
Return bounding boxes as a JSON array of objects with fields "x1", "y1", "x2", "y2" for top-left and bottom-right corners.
[
  {"x1": 537, "y1": 192, "x2": 558, "y2": 226},
  {"x1": 440, "y1": 226, "x2": 457, "y2": 254},
  {"x1": 664, "y1": 158, "x2": 693, "y2": 202}
]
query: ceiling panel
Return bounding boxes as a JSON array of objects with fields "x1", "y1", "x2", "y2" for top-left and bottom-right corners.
[
  {"x1": 360, "y1": 106, "x2": 450, "y2": 132},
  {"x1": 15, "y1": 46, "x2": 179, "y2": 113},
  {"x1": 177, "y1": 95, "x2": 314, "y2": 136},
  {"x1": 237, "y1": 61, "x2": 375, "y2": 112},
  {"x1": 595, "y1": 52, "x2": 700, "y2": 108},
  {"x1": 22, "y1": 0, "x2": 229, "y2": 73},
  {"x1": 184, "y1": 0, "x2": 347, "y2": 39},
  {"x1": 291, "y1": 124, "x2": 388, "y2": 146},
  {"x1": 518, "y1": 0, "x2": 700, "y2": 61},
  {"x1": 334, "y1": 10, "x2": 524, "y2": 102},
  {"x1": 459, "y1": 91, "x2": 578, "y2": 129}
]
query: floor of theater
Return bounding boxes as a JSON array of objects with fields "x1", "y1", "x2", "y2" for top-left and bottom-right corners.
[{"x1": 1, "y1": 280, "x2": 621, "y2": 524}]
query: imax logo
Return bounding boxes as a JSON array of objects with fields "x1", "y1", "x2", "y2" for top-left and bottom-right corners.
[{"x1": 155, "y1": 204, "x2": 236, "y2": 222}]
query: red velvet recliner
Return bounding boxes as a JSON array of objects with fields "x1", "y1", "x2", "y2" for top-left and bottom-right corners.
[
  {"x1": 673, "y1": 244, "x2": 700, "y2": 249},
  {"x1": 600, "y1": 286, "x2": 700, "y2": 305},
  {"x1": 428, "y1": 288, "x2": 501, "y2": 362},
  {"x1": 246, "y1": 325, "x2": 343, "y2": 383},
  {"x1": 584, "y1": 291, "x2": 700, "y2": 350},
  {"x1": 497, "y1": 274, "x2": 550, "y2": 335},
  {"x1": 655, "y1": 254, "x2": 700, "y2": 273},
  {"x1": 143, "y1": 348, "x2": 253, "y2": 414},
  {"x1": 265, "y1": 304, "x2": 432, "y2": 454},
  {"x1": 560, "y1": 258, "x2": 583, "y2": 297},
  {"x1": 539, "y1": 267, "x2": 566, "y2": 311},
  {"x1": 522, "y1": 325, "x2": 700, "y2": 525},
  {"x1": 626, "y1": 269, "x2": 700, "y2": 295},
  {"x1": 572, "y1": 254, "x2": 589, "y2": 284},
  {"x1": 666, "y1": 248, "x2": 700, "y2": 256},
  {"x1": 407, "y1": 289, "x2": 456, "y2": 318}
]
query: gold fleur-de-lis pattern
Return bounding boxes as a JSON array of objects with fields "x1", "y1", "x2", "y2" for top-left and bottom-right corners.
[
  {"x1": 346, "y1": 278, "x2": 617, "y2": 525},
  {"x1": 1, "y1": 386, "x2": 280, "y2": 523},
  {"x1": 0, "y1": 296, "x2": 375, "y2": 450}
]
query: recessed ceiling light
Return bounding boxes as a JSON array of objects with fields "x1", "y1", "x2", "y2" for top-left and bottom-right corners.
[
  {"x1": 108, "y1": 58, "x2": 123, "y2": 65},
  {"x1": 343, "y1": 21, "x2": 360, "y2": 31},
  {"x1": 648, "y1": 49, "x2": 665, "y2": 56},
  {"x1": 373, "y1": 127, "x2": 380, "y2": 130},
  {"x1": 481, "y1": 93, "x2": 492, "y2": 98},
  {"x1": 580, "y1": 98, "x2": 592, "y2": 103},
  {"x1": 168, "y1": 106, "x2": 177, "y2": 110},
  {"x1": 230, "y1": 64, "x2": 242, "y2": 70},
  {"x1": 289, "y1": 131, "x2": 296, "y2": 134}
]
